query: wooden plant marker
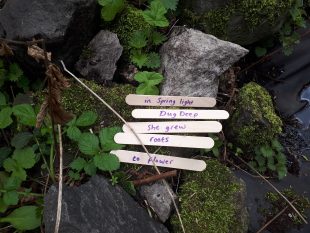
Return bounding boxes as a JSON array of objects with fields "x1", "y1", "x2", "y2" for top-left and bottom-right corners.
[
  {"x1": 114, "y1": 132, "x2": 214, "y2": 149},
  {"x1": 132, "y1": 109, "x2": 229, "y2": 120},
  {"x1": 125, "y1": 94, "x2": 216, "y2": 107},
  {"x1": 122, "y1": 121, "x2": 222, "y2": 134},
  {"x1": 111, "y1": 150, "x2": 207, "y2": 171}
]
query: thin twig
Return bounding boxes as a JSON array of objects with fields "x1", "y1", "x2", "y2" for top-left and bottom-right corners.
[
  {"x1": 54, "y1": 125, "x2": 63, "y2": 233},
  {"x1": 60, "y1": 61, "x2": 186, "y2": 233},
  {"x1": 234, "y1": 155, "x2": 308, "y2": 224},
  {"x1": 133, "y1": 170, "x2": 177, "y2": 186},
  {"x1": 256, "y1": 200, "x2": 297, "y2": 233}
]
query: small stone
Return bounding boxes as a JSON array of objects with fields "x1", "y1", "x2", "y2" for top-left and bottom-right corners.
[
  {"x1": 139, "y1": 181, "x2": 177, "y2": 222},
  {"x1": 75, "y1": 30, "x2": 123, "y2": 83},
  {"x1": 44, "y1": 176, "x2": 169, "y2": 233},
  {"x1": 160, "y1": 27, "x2": 248, "y2": 98}
]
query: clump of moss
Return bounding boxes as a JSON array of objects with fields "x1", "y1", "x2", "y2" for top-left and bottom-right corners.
[
  {"x1": 181, "y1": 0, "x2": 294, "y2": 43},
  {"x1": 229, "y1": 82, "x2": 282, "y2": 149},
  {"x1": 111, "y1": 5, "x2": 151, "y2": 58},
  {"x1": 171, "y1": 159, "x2": 248, "y2": 233},
  {"x1": 61, "y1": 80, "x2": 135, "y2": 127},
  {"x1": 261, "y1": 188, "x2": 310, "y2": 231}
]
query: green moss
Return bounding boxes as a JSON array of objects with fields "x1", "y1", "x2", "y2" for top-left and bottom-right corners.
[
  {"x1": 264, "y1": 188, "x2": 310, "y2": 226},
  {"x1": 182, "y1": 0, "x2": 294, "y2": 39},
  {"x1": 61, "y1": 80, "x2": 135, "y2": 127},
  {"x1": 171, "y1": 159, "x2": 247, "y2": 233},
  {"x1": 229, "y1": 82, "x2": 282, "y2": 148},
  {"x1": 111, "y1": 5, "x2": 151, "y2": 58}
]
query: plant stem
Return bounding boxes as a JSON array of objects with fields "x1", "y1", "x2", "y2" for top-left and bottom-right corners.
[
  {"x1": 0, "y1": 189, "x2": 44, "y2": 197},
  {"x1": 49, "y1": 142, "x2": 55, "y2": 182}
]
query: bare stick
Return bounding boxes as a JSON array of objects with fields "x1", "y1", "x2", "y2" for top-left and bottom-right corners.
[
  {"x1": 133, "y1": 170, "x2": 177, "y2": 186},
  {"x1": 60, "y1": 61, "x2": 186, "y2": 233},
  {"x1": 235, "y1": 155, "x2": 308, "y2": 224},
  {"x1": 54, "y1": 125, "x2": 63, "y2": 233},
  {"x1": 256, "y1": 200, "x2": 296, "y2": 233}
]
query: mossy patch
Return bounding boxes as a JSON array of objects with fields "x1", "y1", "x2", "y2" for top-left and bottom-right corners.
[
  {"x1": 61, "y1": 80, "x2": 135, "y2": 127},
  {"x1": 111, "y1": 5, "x2": 151, "y2": 58},
  {"x1": 181, "y1": 0, "x2": 294, "y2": 42},
  {"x1": 229, "y1": 82, "x2": 282, "y2": 149},
  {"x1": 260, "y1": 188, "x2": 310, "y2": 231},
  {"x1": 171, "y1": 159, "x2": 248, "y2": 233}
]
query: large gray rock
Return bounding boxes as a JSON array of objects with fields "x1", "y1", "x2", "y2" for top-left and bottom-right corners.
[
  {"x1": 75, "y1": 30, "x2": 123, "y2": 83},
  {"x1": 0, "y1": 0, "x2": 99, "y2": 68},
  {"x1": 139, "y1": 181, "x2": 177, "y2": 222},
  {"x1": 44, "y1": 176, "x2": 168, "y2": 233},
  {"x1": 160, "y1": 27, "x2": 248, "y2": 98}
]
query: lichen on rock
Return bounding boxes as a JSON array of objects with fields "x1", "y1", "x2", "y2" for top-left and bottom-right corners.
[
  {"x1": 228, "y1": 82, "x2": 282, "y2": 149},
  {"x1": 171, "y1": 159, "x2": 248, "y2": 233},
  {"x1": 61, "y1": 80, "x2": 135, "y2": 127}
]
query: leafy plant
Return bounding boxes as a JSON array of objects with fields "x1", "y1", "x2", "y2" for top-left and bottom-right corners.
[
  {"x1": 142, "y1": 0, "x2": 169, "y2": 27},
  {"x1": 205, "y1": 134, "x2": 223, "y2": 158},
  {"x1": 249, "y1": 139, "x2": 287, "y2": 179},
  {"x1": 98, "y1": 0, "x2": 125, "y2": 21},
  {"x1": 279, "y1": 0, "x2": 307, "y2": 55},
  {"x1": 134, "y1": 71, "x2": 163, "y2": 95}
]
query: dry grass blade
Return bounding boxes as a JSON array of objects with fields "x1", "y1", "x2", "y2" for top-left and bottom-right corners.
[
  {"x1": 28, "y1": 44, "x2": 51, "y2": 62},
  {"x1": 46, "y1": 64, "x2": 73, "y2": 125},
  {"x1": 0, "y1": 41, "x2": 14, "y2": 56}
]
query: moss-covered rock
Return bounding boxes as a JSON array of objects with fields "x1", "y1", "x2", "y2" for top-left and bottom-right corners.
[
  {"x1": 111, "y1": 5, "x2": 151, "y2": 58},
  {"x1": 228, "y1": 82, "x2": 282, "y2": 149},
  {"x1": 180, "y1": 0, "x2": 294, "y2": 45},
  {"x1": 61, "y1": 80, "x2": 135, "y2": 127},
  {"x1": 171, "y1": 159, "x2": 248, "y2": 233}
]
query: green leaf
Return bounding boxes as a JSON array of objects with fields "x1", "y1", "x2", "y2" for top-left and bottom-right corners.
[
  {"x1": 70, "y1": 157, "x2": 86, "y2": 172},
  {"x1": 3, "y1": 176, "x2": 22, "y2": 191},
  {"x1": 11, "y1": 132, "x2": 33, "y2": 149},
  {"x1": 13, "y1": 147, "x2": 36, "y2": 169},
  {"x1": 121, "y1": 181, "x2": 136, "y2": 196},
  {"x1": 276, "y1": 165, "x2": 287, "y2": 179},
  {"x1": 260, "y1": 146, "x2": 273, "y2": 158},
  {"x1": 142, "y1": 0, "x2": 169, "y2": 27},
  {"x1": 271, "y1": 139, "x2": 283, "y2": 152},
  {"x1": 134, "y1": 71, "x2": 164, "y2": 85},
  {"x1": 94, "y1": 153, "x2": 120, "y2": 171},
  {"x1": 129, "y1": 31, "x2": 148, "y2": 49},
  {"x1": 3, "y1": 190, "x2": 19, "y2": 206},
  {"x1": 68, "y1": 170, "x2": 80, "y2": 181},
  {"x1": 267, "y1": 156, "x2": 276, "y2": 171},
  {"x1": 0, "y1": 206, "x2": 41, "y2": 230},
  {"x1": 99, "y1": 127, "x2": 124, "y2": 151},
  {"x1": 0, "y1": 107, "x2": 13, "y2": 129},
  {"x1": 0, "y1": 147, "x2": 12, "y2": 167},
  {"x1": 255, "y1": 47, "x2": 267, "y2": 57},
  {"x1": 12, "y1": 104, "x2": 36, "y2": 126},
  {"x1": 150, "y1": 31, "x2": 167, "y2": 45},
  {"x1": 16, "y1": 75, "x2": 30, "y2": 92},
  {"x1": 158, "y1": 0, "x2": 179, "y2": 10},
  {"x1": 0, "y1": 91, "x2": 6, "y2": 106},
  {"x1": 8, "y1": 63, "x2": 23, "y2": 82},
  {"x1": 145, "y1": 52, "x2": 161, "y2": 69},
  {"x1": 3, "y1": 158, "x2": 18, "y2": 173},
  {"x1": 75, "y1": 111, "x2": 98, "y2": 127},
  {"x1": 84, "y1": 160, "x2": 97, "y2": 176},
  {"x1": 275, "y1": 153, "x2": 286, "y2": 165},
  {"x1": 136, "y1": 83, "x2": 159, "y2": 95},
  {"x1": 131, "y1": 50, "x2": 148, "y2": 68},
  {"x1": 98, "y1": 0, "x2": 125, "y2": 21},
  {"x1": 67, "y1": 126, "x2": 82, "y2": 141},
  {"x1": 78, "y1": 133, "x2": 100, "y2": 155},
  {"x1": 0, "y1": 198, "x2": 8, "y2": 213},
  {"x1": 255, "y1": 155, "x2": 265, "y2": 167}
]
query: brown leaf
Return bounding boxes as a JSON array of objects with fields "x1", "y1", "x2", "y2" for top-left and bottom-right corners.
[
  {"x1": 27, "y1": 44, "x2": 51, "y2": 63},
  {"x1": 0, "y1": 41, "x2": 14, "y2": 56},
  {"x1": 46, "y1": 64, "x2": 74, "y2": 125},
  {"x1": 36, "y1": 99, "x2": 48, "y2": 128}
]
